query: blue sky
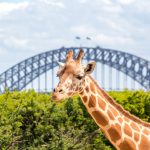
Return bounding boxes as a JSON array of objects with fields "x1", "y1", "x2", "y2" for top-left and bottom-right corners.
[{"x1": 0, "y1": 0, "x2": 150, "y2": 73}]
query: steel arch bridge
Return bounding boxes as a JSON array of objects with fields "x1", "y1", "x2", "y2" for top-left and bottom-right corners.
[{"x1": 0, "y1": 46, "x2": 150, "y2": 93}]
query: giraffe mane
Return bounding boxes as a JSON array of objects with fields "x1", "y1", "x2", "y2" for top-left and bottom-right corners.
[{"x1": 88, "y1": 75, "x2": 150, "y2": 128}]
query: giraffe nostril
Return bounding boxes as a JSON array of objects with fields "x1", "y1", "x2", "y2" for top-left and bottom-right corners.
[{"x1": 53, "y1": 88, "x2": 55, "y2": 92}]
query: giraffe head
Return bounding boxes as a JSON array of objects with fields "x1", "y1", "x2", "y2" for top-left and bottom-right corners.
[{"x1": 52, "y1": 49, "x2": 96, "y2": 102}]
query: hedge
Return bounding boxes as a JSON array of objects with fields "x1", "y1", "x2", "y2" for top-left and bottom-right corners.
[{"x1": 0, "y1": 89, "x2": 149, "y2": 149}]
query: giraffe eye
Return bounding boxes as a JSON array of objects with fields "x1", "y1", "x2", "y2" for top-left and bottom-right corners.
[{"x1": 76, "y1": 75, "x2": 83, "y2": 80}]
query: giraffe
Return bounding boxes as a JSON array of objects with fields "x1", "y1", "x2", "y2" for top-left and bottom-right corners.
[{"x1": 52, "y1": 49, "x2": 150, "y2": 150}]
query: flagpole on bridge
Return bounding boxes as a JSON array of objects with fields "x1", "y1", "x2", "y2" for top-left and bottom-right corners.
[
  {"x1": 75, "y1": 36, "x2": 82, "y2": 47},
  {"x1": 75, "y1": 36, "x2": 92, "y2": 47}
]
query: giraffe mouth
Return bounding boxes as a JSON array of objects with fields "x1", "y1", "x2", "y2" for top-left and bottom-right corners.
[
  {"x1": 52, "y1": 95, "x2": 60, "y2": 102},
  {"x1": 51, "y1": 93, "x2": 66, "y2": 102}
]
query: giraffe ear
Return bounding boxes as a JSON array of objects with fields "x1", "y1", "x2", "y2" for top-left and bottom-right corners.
[
  {"x1": 84, "y1": 61, "x2": 96, "y2": 74},
  {"x1": 57, "y1": 61, "x2": 65, "y2": 68}
]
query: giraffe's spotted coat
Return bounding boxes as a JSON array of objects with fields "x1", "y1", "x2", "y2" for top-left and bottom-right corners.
[{"x1": 52, "y1": 49, "x2": 150, "y2": 150}]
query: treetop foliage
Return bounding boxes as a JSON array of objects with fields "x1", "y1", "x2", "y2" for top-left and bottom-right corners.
[{"x1": 0, "y1": 89, "x2": 149, "y2": 149}]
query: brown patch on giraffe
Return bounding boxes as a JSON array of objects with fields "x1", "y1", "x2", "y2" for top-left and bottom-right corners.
[
  {"x1": 92, "y1": 111, "x2": 108, "y2": 127},
  {"x1": 107, "y1": 124, "x2": 121, "y2": 143},
  {"x1": 124, "y1": 123, "x2": 132, "y2": 137},
  {"x1": 108, "y1": 110, "x2": 115, "y2": 120},
  {"x1": 75, "y1": 86, "x2": 78, "y2": 91},
  {"x1": 97, "y1": 90, "x2": 105, "y2": 98},
  {"x1": 79, "y1": 90, "x2": 84, "y2": 95},
  {"x1": 78, "y1": 87, "x2": 83, "y2": 91},
  {"x1": 89, "y1": 76, "x2": 150, "y2": 128},
  {"x1": 118, "y1": 138, "x2": 136, "y2": 150},
  {"x1": 124, "y1": 117, "x2": 130, "y2": 122},
  {"x1": 82, "y1": 95, "x2": 88, "y2": 103},
  {"x1": 64, "y1": 83, "x2": 68, "y2": 86},
  {"x1": 90, "y1": 83, "x2": 96, "y2": 93},
  {"x1": 130, "y1": 122, "x2": 140, "y2": 132},
  {"x1": 116, "y1": 123, "x2": 121, "y2": 131},
  {"x1": 85, "y1": 86, "x2": 89, "y2": 93},
  {"x1": 88, "y1": 94, "x2": 96, "y2": 108},
  {"x1": 134, "y1": 132, "x2": 140, "y2": 142},
  {"x1": 139, "y1": 134, "x2": 150, "y2": 150},
  {"x1": 109, "y1": 106, "x2": 119, "y2": 117},
  {"x1": 98, "y1": 97, "x2": 106, "y2": 110},
  {"x1": 68, "y1": 92, "x2": 72, "y2": 96},
  {"x1": 143, "y1": 128, "x2": 150, "y2": 136},
  {"x1": 118, "y1": 117, "x2": 123, "y2": 124}
]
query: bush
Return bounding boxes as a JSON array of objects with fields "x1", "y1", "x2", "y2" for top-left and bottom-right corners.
[
  {"x1": 0, "y1": 89, "x2": 149, "y2": 149},
  {"x1": 109, "y1": 90, "x2": 150, "y2": 122}
]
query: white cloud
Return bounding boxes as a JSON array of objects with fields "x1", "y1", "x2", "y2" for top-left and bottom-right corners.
[
  {"x1": 92, "y1": 0, "x2": 123, "y2": 14},
  {"x1": 95, "y1": 34, "x2": 134, "y2": 45},
  {"x1": 71, "y1": 25, "x2": 96, "y2": 36},
  {"x1": 101, "y1": 0, "x2": 113, "y2": 5},
  {"x1": 41, "y1": 0, "x2": 65, "y2": 8},
  {"x1": 135, "y1": 1, "x2": 150, "y2": 13},
  {"x1": 117, "y1": 0, "x2": 135, "y2": 5},
  {"x1": 78, "y1": 0, "x2": 88, "y2": 4},
  {"x1": 0, "y1": 47, "x2": 8, "y2": 55},
  {"x1": 0, "y1": 1, "x2": 29, "y2": 16},
  {"x1": 101, "y1": 5, "x2": 122, "y2": 14},
  {"x1": 0, "y1": 0, "x2": 150, "y2": 73},
  {"x1": 3, "y1": 36, "x2": 28, "y2": 48}
]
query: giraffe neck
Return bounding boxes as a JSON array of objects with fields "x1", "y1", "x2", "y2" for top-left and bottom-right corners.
[{"x1": 79, "y1": 75, "x2": 150, "y2": 150}]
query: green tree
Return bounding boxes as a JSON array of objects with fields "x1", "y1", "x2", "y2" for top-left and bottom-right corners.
[{"x1": 0, "y1": 90, "x2": 149, "y2": 149}]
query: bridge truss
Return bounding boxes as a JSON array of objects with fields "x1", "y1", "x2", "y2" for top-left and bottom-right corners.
[{"x1": 0, "y1": 47, "x2": 150, "y2": 93}]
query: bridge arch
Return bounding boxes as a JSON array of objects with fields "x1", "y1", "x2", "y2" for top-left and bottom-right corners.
[{"x1": 0, "y1": 47, "x2": 150, "y2": 93}]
